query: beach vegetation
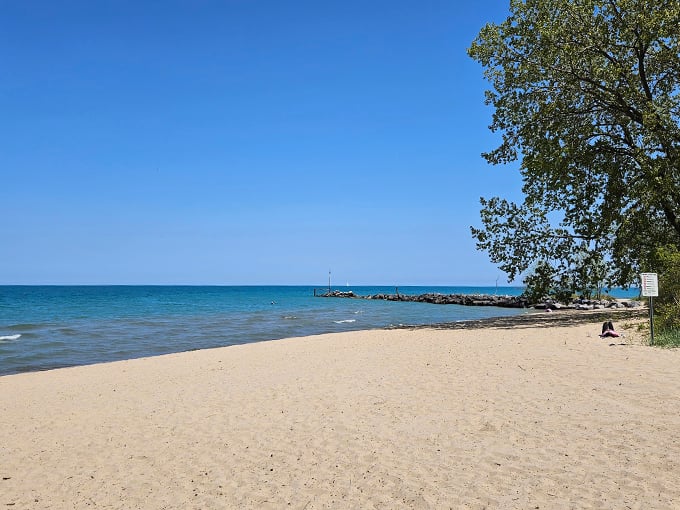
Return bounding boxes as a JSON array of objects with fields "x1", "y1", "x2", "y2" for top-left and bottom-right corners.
[
  {"x1": 652, "y1": 328, "x2": 680, "y2": 348},
  {"x1": 632, "y1": 245, "x2": 680, "y2": 346},
  {"x1": 468, "y1": 0, "x2": 680, "y2": 300},
  {"x1": 651, "y1": 245, "x2": 680, "y2": 330}
]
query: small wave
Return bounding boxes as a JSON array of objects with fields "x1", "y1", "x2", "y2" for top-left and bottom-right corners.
[
  {"x1": 283, "y1": 316, "x2": 298, "y2": 320},
  {"x1": 7, "y1": 323, "x2": 41, "y2": 331},
  {"x1": 0, "y1": 334, "x2": 21, "y2": 342},
  {"x1": 55, "y1": 328, "x2": 79, "y2": 336},
  {"x1": 334, "y1": 319, "x2": 356, "y2": 324}
]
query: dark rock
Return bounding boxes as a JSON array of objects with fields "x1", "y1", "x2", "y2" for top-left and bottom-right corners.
[{"x1": 319, "y1": 291, "x2": 529, "y2": 308}]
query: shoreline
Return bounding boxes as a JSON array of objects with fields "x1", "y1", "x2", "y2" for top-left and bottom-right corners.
[
  {"x1": 2, "y1": 306, "x2": 649, "y2": 377},
  {"x1": 2, "y1": 317, "x2": 677, "y2": 508},
  {"x1": 405, "y1": 306, "x2": 648, "y2": 331},
  {"x1": 2, "y1": 286, "x2": 643, "y2": 377}
]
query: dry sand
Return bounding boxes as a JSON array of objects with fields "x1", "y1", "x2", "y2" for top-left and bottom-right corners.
[{"x1": 1, "y1": 319, "x2": 679, "y2": 509}]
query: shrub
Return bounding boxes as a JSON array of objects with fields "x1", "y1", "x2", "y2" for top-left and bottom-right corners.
[{"x1": 651, "y1": 246, "x2": 680, "y2": 331}]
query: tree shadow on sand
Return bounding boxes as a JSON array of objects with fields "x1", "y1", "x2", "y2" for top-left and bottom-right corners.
[{"x1": 396, "y1": 308, "x2": 647, "y2": 331}]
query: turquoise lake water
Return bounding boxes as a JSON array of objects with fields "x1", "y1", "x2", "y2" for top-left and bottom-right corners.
[{"x1": 0, "y1": 285, "x2": 639, "y2": 376}]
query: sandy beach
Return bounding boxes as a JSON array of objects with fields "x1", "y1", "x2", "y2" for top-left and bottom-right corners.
[{"x1": 1, "y1": 318, "x2": 679, "y2": 509}]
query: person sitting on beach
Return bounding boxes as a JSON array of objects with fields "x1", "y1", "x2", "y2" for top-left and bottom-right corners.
[{"x1": 600, "y1": 321, "x2": 620, "y2": 338}]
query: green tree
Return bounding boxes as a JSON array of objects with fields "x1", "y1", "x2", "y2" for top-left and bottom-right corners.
[
  {"x1": 468, "y1": 0, "x2": 680, "y2": 293},
  {"x1": 521, "y1": 260, "x2": 557, "y2": 303}
]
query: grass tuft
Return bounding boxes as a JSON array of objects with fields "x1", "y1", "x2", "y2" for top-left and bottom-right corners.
[{"x1": 652, "y1": 328, "x2": 680, "y2": 348}]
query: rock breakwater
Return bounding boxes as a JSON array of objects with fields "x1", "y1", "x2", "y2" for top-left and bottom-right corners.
[
  {"x1": 320, "y1": 290, "x2": 528, "y2": 308},
  {"x1": 319, "y1": 290, "x2": 644, "y2": 310}
]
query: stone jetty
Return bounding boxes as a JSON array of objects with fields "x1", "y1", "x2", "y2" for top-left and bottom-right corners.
[
  {"x1": 319, "y1": 290, "x2": 529, "y2": 308},
  {"x1": 318, "y1": 290, "x2": 644, "y2": 310}
]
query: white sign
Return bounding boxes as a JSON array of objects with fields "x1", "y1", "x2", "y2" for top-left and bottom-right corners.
[{"x1": 640, "y1": 272, "x2": 659, "y2": 297}]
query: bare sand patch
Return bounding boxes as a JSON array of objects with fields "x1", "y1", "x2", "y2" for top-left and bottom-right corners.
[{"x1": 1, "y1": 319, "x2": 678, "y2": 509}]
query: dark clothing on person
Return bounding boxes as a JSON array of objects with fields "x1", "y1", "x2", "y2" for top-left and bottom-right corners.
[{"x1": 600, "y1": 321, "x2": 620, "y2": 338}]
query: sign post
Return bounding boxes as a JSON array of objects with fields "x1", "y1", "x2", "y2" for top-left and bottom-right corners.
[{"x1": 640, "y1": 273, "x2": 659, "y2": 345}]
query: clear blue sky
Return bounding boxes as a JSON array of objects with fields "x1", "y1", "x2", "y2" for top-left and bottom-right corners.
[{"x1": 1, "y1": 0, "x2": 523, "y2": 286}]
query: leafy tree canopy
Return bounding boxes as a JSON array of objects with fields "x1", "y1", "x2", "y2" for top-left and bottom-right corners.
[{"x1": 468, "y1": 0, "x2": 680, "y2": 294}]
